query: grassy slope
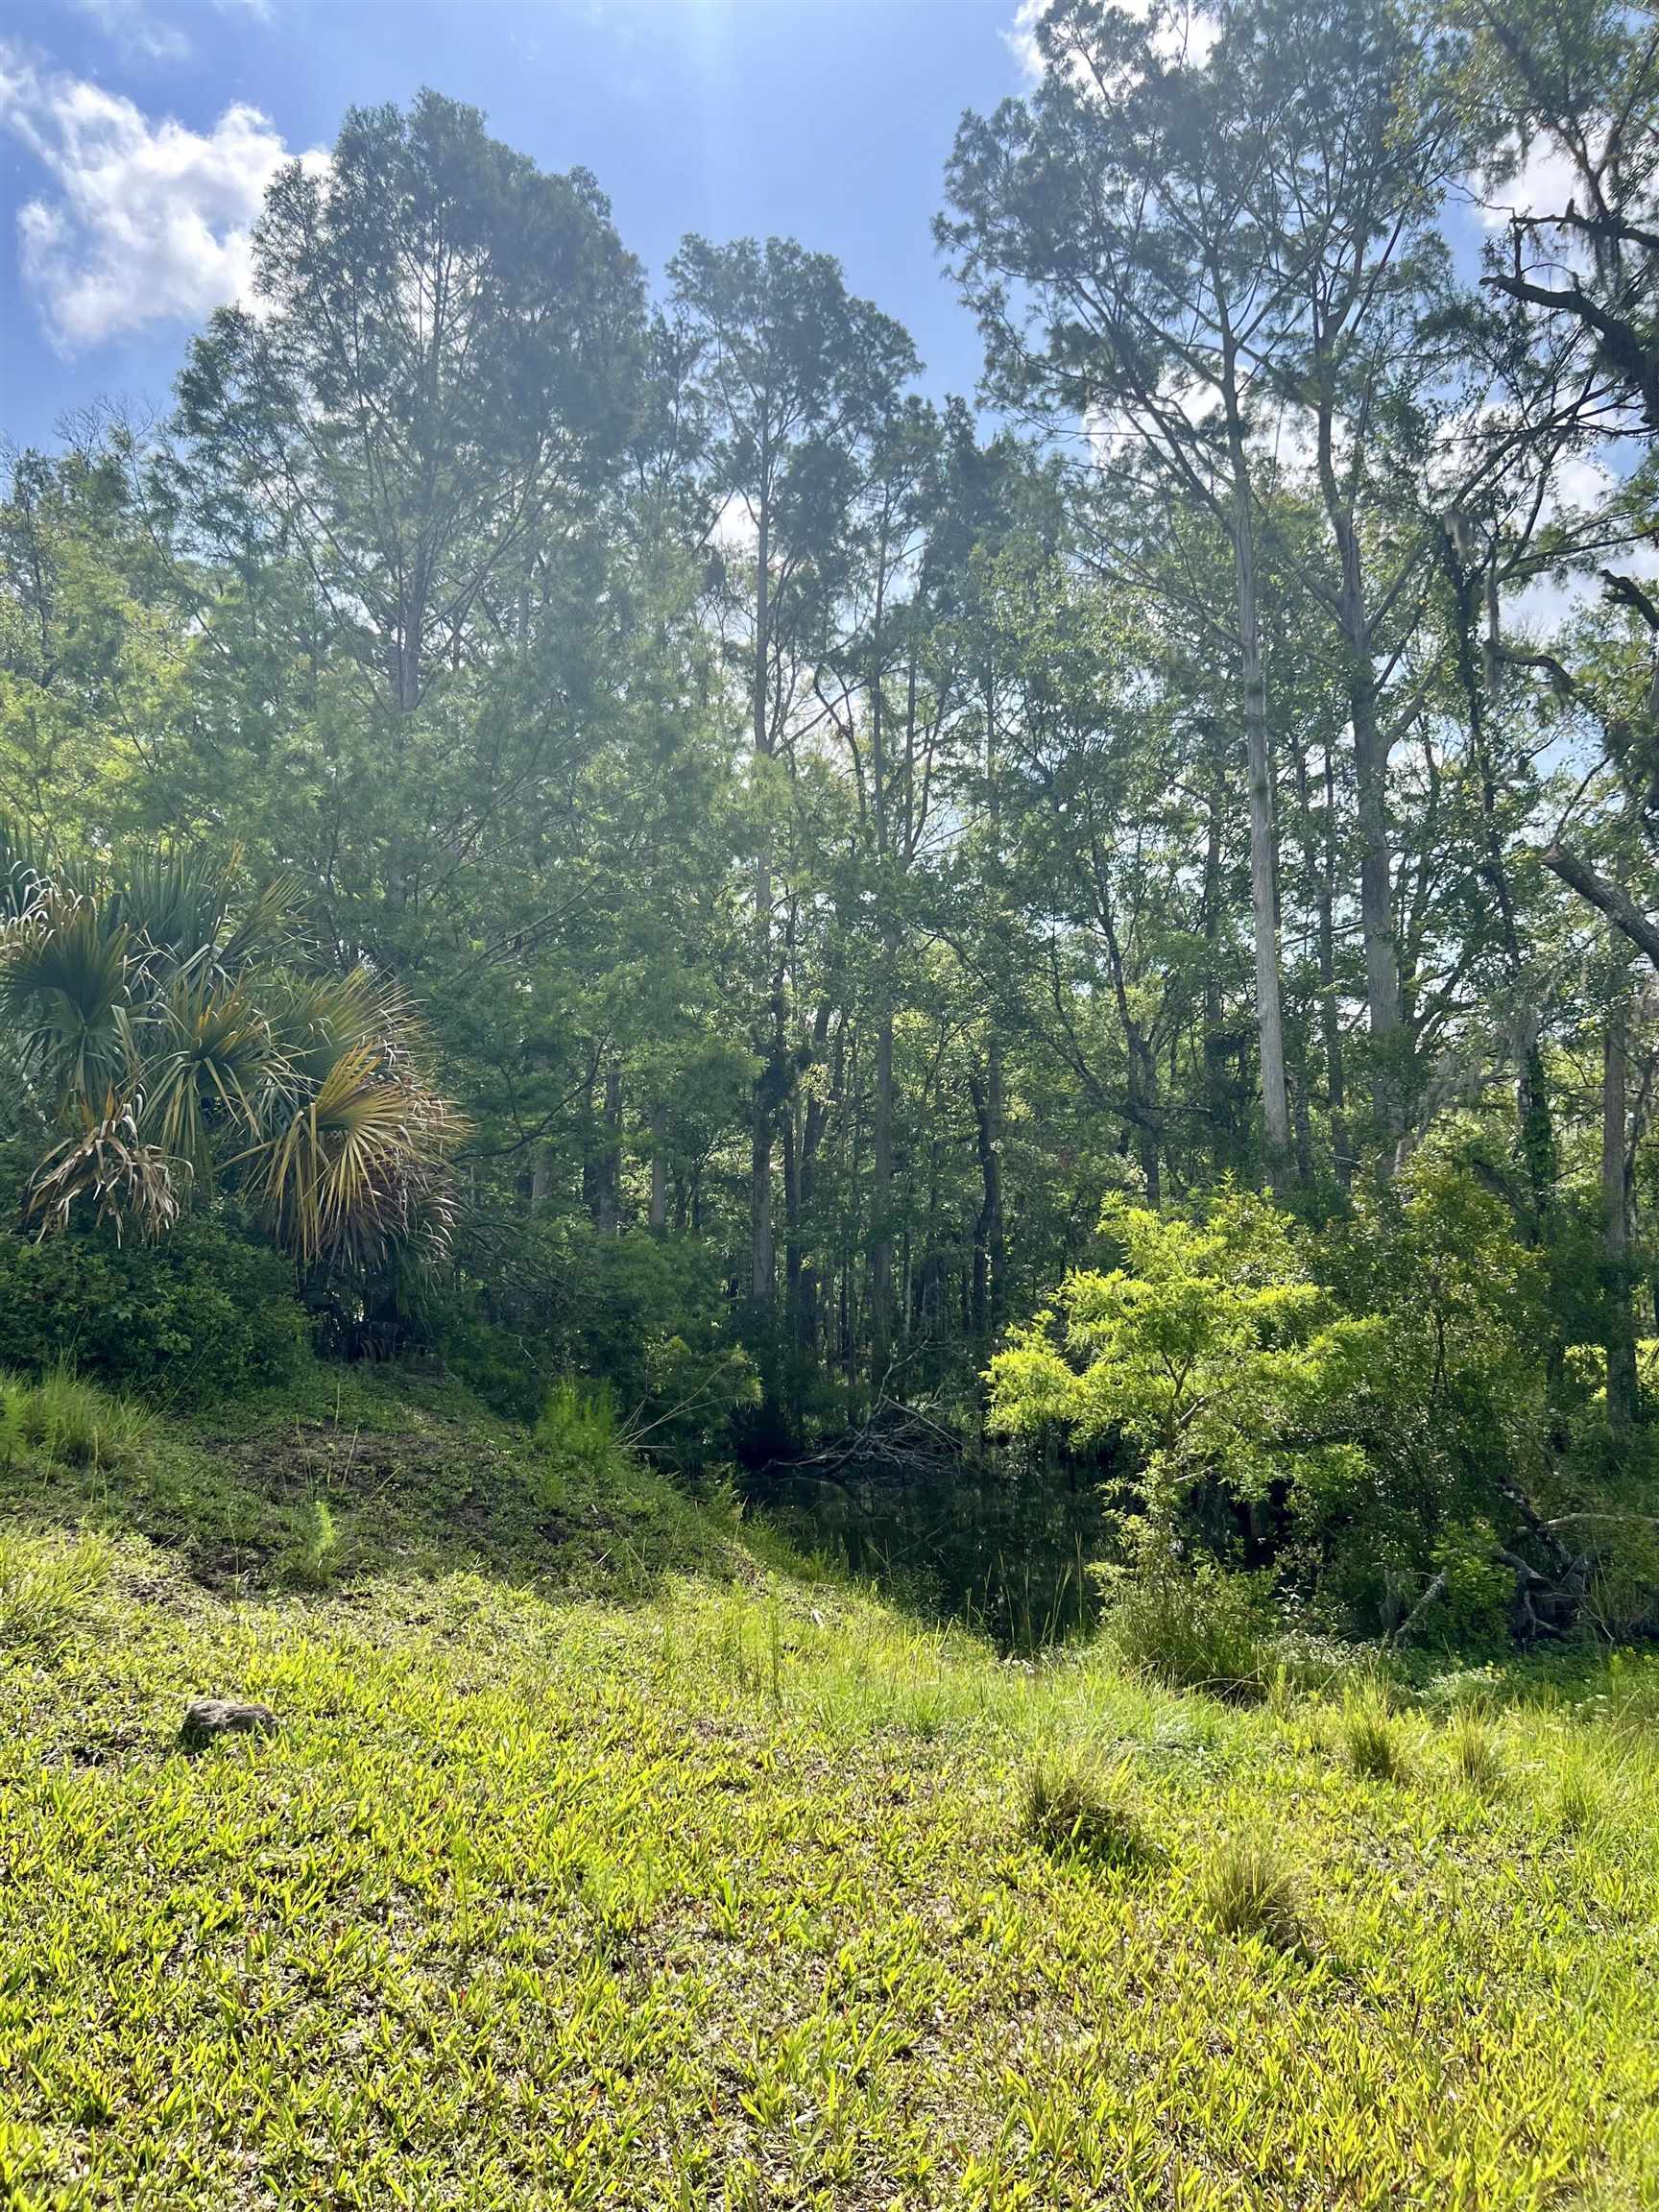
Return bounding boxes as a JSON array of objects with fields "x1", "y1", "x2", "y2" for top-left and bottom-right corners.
[{"x1": 1, "y1": 1370, "x2": 1657, "y2": 2210}]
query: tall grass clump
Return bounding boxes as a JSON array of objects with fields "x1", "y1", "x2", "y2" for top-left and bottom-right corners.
[
  {"x1": 1021, "y1": 1756, "x2": 1148, "y2": 1867},
  {"x1": 1198, "y1": 1832, "x2": 1305, "y2": 1947},
  {"x1": 1340, "y1": 1686, "x2": 1408, "y2": 1782},
  {"x1": 1107, "y1": 1562, "x2": 1274, "y2": 1699},
  {"x1": 0, "y1": 1527, "x2": 112, "y2": 1649},
  {"x1": 1555, "y1": 1745, "x2": 1605, "y2": 1836},
  {"x1": 1446, "y1": 1710, "x2": 1503, "y2": 1794},
  {"x1": 0, "y1": 1367, "x2": 151, "y2": 1470}
]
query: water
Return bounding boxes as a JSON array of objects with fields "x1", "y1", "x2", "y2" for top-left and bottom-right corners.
[{"x1": 755, "y1": 1435, "x2": 1111, "y2": 1651}]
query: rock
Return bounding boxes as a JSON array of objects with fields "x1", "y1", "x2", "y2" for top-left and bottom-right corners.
[{"x1": 180, "y1": 1697, "x2": 279, "y2": 1746}]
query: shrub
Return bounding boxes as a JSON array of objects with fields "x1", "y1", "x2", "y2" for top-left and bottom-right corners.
[
  {"x1": 1021, "y1": 1756, "x2": 1147, "y2": 1865},
  {"x1": 1199, "y1": 1834, "x2": 1304, "y2": 1946},
  {"x1": 0, "y1": 1213, "x2": 308, "y2": 1405},
  {"x1": 1107, "y1": 1560, "x2": 1275, "y2": 1698},
  {"x1": 0, "y1": 1527, "x2": 112, "y2": 1648}
]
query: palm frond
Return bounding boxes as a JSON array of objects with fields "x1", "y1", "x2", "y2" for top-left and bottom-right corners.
[
  {"x1": 26, "y1": 1092, "x2": 186, "y2": 1245},
  {"x1": 0, "y1": 888, "x2": 133, "y2": 1106},
  {"x1": 144, "y1": 974, "x2": 285, "y2": 1174}
]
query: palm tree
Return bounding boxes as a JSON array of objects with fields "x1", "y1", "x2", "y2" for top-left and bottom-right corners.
[{"x1": 0, "y1": 832, "x2": 463, "y2": 1273}]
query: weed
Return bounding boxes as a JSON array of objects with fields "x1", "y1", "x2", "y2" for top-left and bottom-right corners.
[
  {"x1": 1021, "y1": 1755, "x2": 1148, "y2": 1866},
  {"x1": 1446, "y1": 1711, "x2": 1503, "y2": 1794},
  {"x1": 1341, "y1": 1687, "x2": 1407, "y2": 1782},
  {"x1": 1, "y1": 1366, "x2": 151, "y2": 1470},
  {"x1": 1199, "y1": 1833, "x2": 1305, "y2": 1947},
  {"x1": 1107, "y1": 1562, "x2": 1273, "y2": 1698},
  {"x1": 1556, "y1": 1745, "x2": 1604, "y2": 1836},
  {"x1": 535, "y1": 1380, "x2": 620, "y2": 1483},
  {"x1": 279, "y1": 1497, "x2": 341, "y2": 1590},
  {"x1": 0, "y1": 1527, "x2": 112, "y2": 1649}
]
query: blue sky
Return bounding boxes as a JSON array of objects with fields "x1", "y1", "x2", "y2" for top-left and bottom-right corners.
[{"x1": 0, "y1": 0, "x2": 1034, "y2": 455}]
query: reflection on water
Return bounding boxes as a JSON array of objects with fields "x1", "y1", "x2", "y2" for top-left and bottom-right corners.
[{"x1": 757, "y1": 1438, "x2": 1110, "y2": 1652}]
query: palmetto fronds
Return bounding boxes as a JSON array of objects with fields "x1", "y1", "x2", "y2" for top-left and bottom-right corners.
[
  {"x1": 0, "y1": 888, "x2": 133, "y2": 1105},
  {"x1": 112, "y1": 848, "x2": 301, "y2": 988},
  {"x1": 145, "y1": 974, "x2": 284, "y2": 1177},
  {"x1": 242, "y1": 1041, "x2": 461, "y2": 1271},
  {"x1": 26, "y1": 1094, "x2": 185, "y2": 1245},
  {"x1": 0, "y1": 815, "x2": 58, "y2": 924},
  {"x1": 0, "y1": 846, "x2": 461, "y2": 1280}
]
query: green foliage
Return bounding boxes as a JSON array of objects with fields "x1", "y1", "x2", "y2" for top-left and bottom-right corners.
[
  {"x1": 1020, "y1": 1755, "x2": 1147, "y2": 1866},
  {"x1": 0, "y1": 1214, "x2": 307, "y2": 1405},
  {"x1": 0, "y1": 1367, "x2": 151, "y2": 1470},
  {"x1": 0, "y1": 1527, "x2": 111, "y2": 1650},
  {"x1": 0, "y1": 1371, "x2": 1658, "y2": 2201},
  {"x1": 1198, "y1": 1835, "x2": 1306, "y2": 1949},
  {"x1": 1446, "y1": 1711, "x2": 1504, "y2": 1795},
  {"x1": 0, "y1": 853, "x2": 464, "y2": 1287},
  {"x1": 991, "y1": 1190, "x2": 1371, "y2": 1550},
  {"x1": 1339, "y1": 1687, "x2": 1408, "y2": 1783},
  {"x1": 1104, "y1": 1557, "x2": 1277, "y2": 1698},
  {"x1": 536, "y1": 1379, "x2": 620, "y2": 1483},
  {"x1": 278, "y1": 1498, "x2": 341, "y2": 1592}
]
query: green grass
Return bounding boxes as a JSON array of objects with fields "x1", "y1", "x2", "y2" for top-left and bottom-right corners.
[{"x1": 0, "y1": 1374, "x2": 1657, "y2": 2207}]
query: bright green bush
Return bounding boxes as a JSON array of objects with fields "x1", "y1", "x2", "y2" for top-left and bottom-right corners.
[{"x1": 0, "y1": 1213, "x2": 308, "y2": 1405}]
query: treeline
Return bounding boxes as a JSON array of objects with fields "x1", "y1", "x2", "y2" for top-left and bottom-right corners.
[{"x1": 5, "y1": 0, "x2": 1659, "y2": 1630}]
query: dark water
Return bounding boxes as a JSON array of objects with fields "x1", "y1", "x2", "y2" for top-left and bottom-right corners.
[{"x1": 757, "y1": 1440, "x2": 1110, "y2": 1651}]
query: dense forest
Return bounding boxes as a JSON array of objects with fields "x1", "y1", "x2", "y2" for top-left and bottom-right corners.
[{"x1": 6, "y1": 0, "x2": 1659, "y2": 1651}]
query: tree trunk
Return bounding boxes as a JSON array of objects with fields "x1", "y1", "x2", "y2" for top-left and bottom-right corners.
[
  {"x1": 1543, "y1": 843, "x2": 1659, "y2": 973},
  {"x1": 1605, "y1": 1005, "x2": 1639, "y2": 1433},
  {"x1": 649, "y1": 1100, "x2": 668, "y2": 1231},
  {"x1": 791, "y1": 1003, "x2": 832, "y2": 1358},
  {"x1": 750, "y1": 489, "x2": 775, "y2": 1307},
  {"x1": 870, "y1": 941, "x2": 896, "y2": 1389},
  {"x1": 1317, "y1": 415, "x2": 1403, "y2": 1138},
  {"x1": 970, "y1": 1061, "x2": 1005, "y2": 1345},
  {"x1": 597, "y1": 1062, "x2": 622, "y2": 1238},
  {"x1": 1351, "y1": 661, "x2": 1403, "y2": 1135},
  {"x1": 1321, "y1": 742, "x2": 1351, "y2": 1187},
  {"x1": 1230, "y1": 463, "x2": 1292, "y2": 1170}
]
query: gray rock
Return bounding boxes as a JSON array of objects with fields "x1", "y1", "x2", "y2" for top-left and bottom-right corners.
[{"x1": 180, "y1": 1697, "x2": 279, "y2": 1745}]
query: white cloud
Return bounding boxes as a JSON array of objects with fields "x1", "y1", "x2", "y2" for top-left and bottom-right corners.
[
  {"x1": 1475, "y1": 135, "x2": 1588, "y2": 231},
  {"x1": 69, "y1": 0, "x2": 188, "y2": 65},
  {"x1": 1003, "y1": 0, "x2": 1050, "y2": 81},
  {"x1": 0, "y1": 46, "x2": 318, "y2": 351}
]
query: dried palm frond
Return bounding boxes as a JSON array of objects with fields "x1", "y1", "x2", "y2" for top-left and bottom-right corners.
[{"x1": 26, "y1": 1093, "x2": 186, "y2": 1245}]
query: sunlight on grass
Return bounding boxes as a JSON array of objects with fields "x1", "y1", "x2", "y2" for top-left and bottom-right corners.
[{"x1": 1, "y1": 1406, "x2": 1657, "y2": 2206}]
